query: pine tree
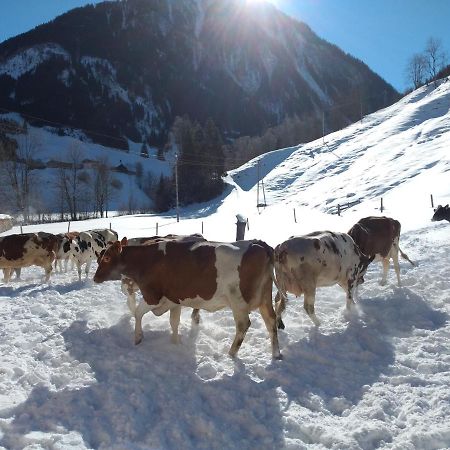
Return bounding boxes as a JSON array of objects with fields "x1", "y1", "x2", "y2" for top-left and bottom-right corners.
[{"x1": 154, "y1": 174, "x2": 172, "y2": 212}]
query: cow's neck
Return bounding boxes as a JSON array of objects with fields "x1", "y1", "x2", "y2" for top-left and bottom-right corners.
[{"x1": 120, "y1": 246, "x2": 150, "y2": 284}]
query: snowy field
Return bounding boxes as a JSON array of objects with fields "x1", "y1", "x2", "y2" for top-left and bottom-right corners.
[{"x1": 0, "y1": 80, "x2": 449, "y2": 449}]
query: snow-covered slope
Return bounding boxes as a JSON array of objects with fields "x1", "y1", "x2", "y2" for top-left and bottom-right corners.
[
  {"x1": 0, "y1": 114, "x2": 172, "y2": 212},
  {"x1": 0, "y1": 80, "x2": 449, "y2": 450}
]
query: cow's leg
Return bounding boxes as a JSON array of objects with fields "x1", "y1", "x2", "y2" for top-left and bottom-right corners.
[
  {"x1": 169, "y1": 305, "x2": 182, "y2": 344},
  {"x1": 64, "y1": 258, "x2": 69, "y2": 273},
  {"x1": 134, "y1": 301, "x2": 152, "y2": 345},
  {"x1": 76, "y1": 261, "x2": 82, "y2": 281},
  {"x1": 84, "y1": 260, "x2": 91, "y2": 278},
  {"x1": 274, "y1": 290, "x2": 286, "y2": 330},
  {"x1": 126, "y1": 292, "x2": 136, "y2": 315},
  {"x1": 3, "y1": 268, "x2": 12, "y2": 283},
  {"x1": 229, "y1": 308, "x2": 251, "y2": 358},
  {"x1": 304, "y1": 286, "x2": 320, "y2": 326},
  {"x1": 43, "y1": 263, "x2": 52, "y2": 282},
  {"x1": 14, "y1": 268, "x2": 21, "y2": 280},
  {"x1": 259, "y1": 301, "x2": 282, "y2": 360},
  {"x1": 346, "y1": 279, "x2": 356, "y2": 310},
  {"x1": 380, "y1": 258, "x2": 389, "y2": 285},
  {"x1": 392, "y1": 251, "x2": 401, "y2": 287},
  {"x1": 191, "y1": 308, "x2": 201, "y2": 325}
]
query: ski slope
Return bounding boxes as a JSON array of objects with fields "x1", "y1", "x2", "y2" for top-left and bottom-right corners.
[{"x1": 0, "y1": 79, "x2": 449, "y2": 450}]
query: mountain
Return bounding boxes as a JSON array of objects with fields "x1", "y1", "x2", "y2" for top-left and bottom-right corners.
[
  {"x1": 0, "y1": 0, "x2": 398, "y2": 149},
  {"x1": 1, "y1": 77, "x2": 449, "y2": 450}
]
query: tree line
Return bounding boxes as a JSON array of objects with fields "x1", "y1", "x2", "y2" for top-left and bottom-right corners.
[
  {"x1": 0, "y1": 124, "x2": 128, "y2": 222},
  {"x1": 405, "y1": 37, "x2": 448, "y2": 90}
]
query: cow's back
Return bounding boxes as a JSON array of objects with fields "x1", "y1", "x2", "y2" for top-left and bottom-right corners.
[
  {"x1": 275, "y1": 231, "x2": 360, "y2": 292},
  {"x1": 350, "y1": 216, "x2": 400, "y2": 257},
  {"x1": 129, "y1": 239, "x2": 273, "y2": 310},
  {"x1": 0, "y1": 233, "x2": 55, "y2": 269}
]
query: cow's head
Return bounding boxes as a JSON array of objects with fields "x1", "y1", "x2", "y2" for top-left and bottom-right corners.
[
  {"x1": 356, "y1": 252, "x2": 375, "y2": 284},
  {"x1": 93, "y1": 238, "x2": 127, "y2": 283},
  {"x1": 431, "y1": 204, "x2": 450, "y2": 222}
]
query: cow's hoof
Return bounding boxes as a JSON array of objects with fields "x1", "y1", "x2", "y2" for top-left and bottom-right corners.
[
  {"x1": 171, "y1": 335, "x2": 181, "y2": 345},
  {"x1": 273, "y1": 353, "x2": 283, "y2": 360},
  {"x1": 277, "y1": 319, "x2": 285, "y2": 330},
  {"x1": 134, "y1": 335, "x2": 143, "y2": 345}
]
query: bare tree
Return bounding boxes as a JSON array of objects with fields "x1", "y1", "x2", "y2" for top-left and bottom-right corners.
[
  {"x1": 424, "y1": 37, "x2": 447, "y2": 82},
  {"x1": 55, "y1": 143, "x2": 84, "y2": 220},
  {"x1": 405, "y1": 53, "x2": 427, "y2": 89},
  {"x1": 92, "y1": 156, "x2": 115, "y2": 218},
  {"x1": 0, "y1": 130, "x2": 42, "y2": 221}
]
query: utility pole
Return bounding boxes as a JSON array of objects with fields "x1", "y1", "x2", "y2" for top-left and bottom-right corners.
[
  {"x1": 256, "y1": 159, "x2": 260, "y2": 207},
  {"x1": 175, "y1": 153, "x2": 180, "y2": 222},
  {"x1": 360, "y1": 98, "x2": 363, "y2": 124},
  {"x1": 322, "y1": 111, "x2": 325, "y2": 144}
]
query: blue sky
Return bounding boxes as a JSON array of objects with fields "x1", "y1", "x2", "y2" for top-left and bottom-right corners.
[{"x1": 1, "y1": 0, "x2": 449, "y2": 92}]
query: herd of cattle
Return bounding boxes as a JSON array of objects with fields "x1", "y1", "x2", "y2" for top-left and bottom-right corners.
[{"x1": 0, "y1": 207, "x2": 448, "y2": 359}]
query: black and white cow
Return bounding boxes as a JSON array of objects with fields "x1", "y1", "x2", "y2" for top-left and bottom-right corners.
[
  {"x1": 431, "y1": 204, "x2": 450, "y2": 222},
  {"x1": 54, "y1": 231, "x2": 79, "y2": 273},
  {"x1": 274, "y1": 231, "x2": 374, "y2": 328},
  {"x1": 70, "y1": 229, "x2": 118, "y2": 280}
]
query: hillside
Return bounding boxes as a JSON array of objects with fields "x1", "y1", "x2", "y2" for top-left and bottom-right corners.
[
  {"x1": 0, "y1": 78, "x2": 449, "y2": 449},
  {"x1": 0, "y1": 0, "x2": 398, "y2": 147}
]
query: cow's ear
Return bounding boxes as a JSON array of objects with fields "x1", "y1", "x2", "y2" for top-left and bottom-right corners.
[
  {"x1": 112, "y1": 241, "x2": 123, "y2": 253},
  {"x1": 121, "y1": 237, "x2": 128, "y2": 246}
]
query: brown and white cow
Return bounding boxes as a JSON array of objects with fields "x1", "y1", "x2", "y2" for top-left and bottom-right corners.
[
  {"x1": 122, "y1": 234, "x2": 205, "y2": 324},
  {"x1": 94, "y1": 238, "x2": 281, "y2": 359},
  {"x1": 0, "y1": 232, "x2": 58, "y2": 282},
  {"x1": 274, "y1": 231, "x2": 374, "y2": 328},
  {"x1": 348, "y1": 216, "x2": 415, "y2": 286}
]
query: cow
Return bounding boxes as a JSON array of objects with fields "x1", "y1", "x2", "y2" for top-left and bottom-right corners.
[
  {"x1": 122, "y1": 234, "x2": 205, "y2": 323},
  {"x1": 94, "y1": 237, "x2": 282, "y2": 359},
  {"x1": 348, "y1": 216, "x2": 415, "y2": 286},
  {"x1": 54, "y1": 231, "x2": 79, "y2": 273},
  {"x1": 274, "y1": 231, "x2": 374, "y2": 328},
  {"x1": 0, "y1": 232, "x2": 58, "y2": 283},
  {"x1": 431, "y1": 204, "x2": 450, "y2": 222},
  {"x1": 70, "y1": 229, "x2": 118, "y2": 281}
]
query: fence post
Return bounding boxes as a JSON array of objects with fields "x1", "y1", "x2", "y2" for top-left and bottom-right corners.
[
  {"x1": 337, "y1": 204, "x2": 341, "y2": 216},
  {"x1": 156, "y1": 222, "x2": 159, "y2": 235},
  {"x1": 293, "y1": 208, "x2": 297, "y2": 223},
  {"x1": 236, "y1": 214, "x2": 247, "y2": 241},
  {"x1": 67, "y1": 221, "x2": 71, "y2": 233},
  {"x1": 430, "y1": 194, "x2": 434, "y2": 208},
  {"x1": 201, "y1": 221, "x2": 204, "y2": 234},
  {"x1": 380, "y1": 198, "x2": 384, "y2": 213},
  {"x1": 20, "y1": 225, "x2": 23, "y2": 234},
  {"x1": 109, "y1": 222, "x2": 112, "y2": 230}
]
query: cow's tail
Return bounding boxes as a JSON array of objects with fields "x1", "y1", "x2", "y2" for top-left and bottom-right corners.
[
  {"x1": 272, "y1": 247, "x2": 289, "y2": 330},
  {"x1": 398, "y1": 246, "x2": 416, "y2": 267},
  {"x1": 253, "y1": 240, "x2": 286, "y2": 297}
]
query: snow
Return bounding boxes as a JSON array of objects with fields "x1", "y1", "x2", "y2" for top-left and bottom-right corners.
[
  {"x1": 1, "y1": 79, "x2": 450, "y2": 449},
  {"x1": 0, "y1": 44, "x2": 70, "y2": 80},
  {"x1": 0, "y1": 112, "x2": 171, "y2": 212}
]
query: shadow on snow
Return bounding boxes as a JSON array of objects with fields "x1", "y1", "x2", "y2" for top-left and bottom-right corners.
[{"x1": 1, "y1": 317, "x2": 284, "y2": 450}]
